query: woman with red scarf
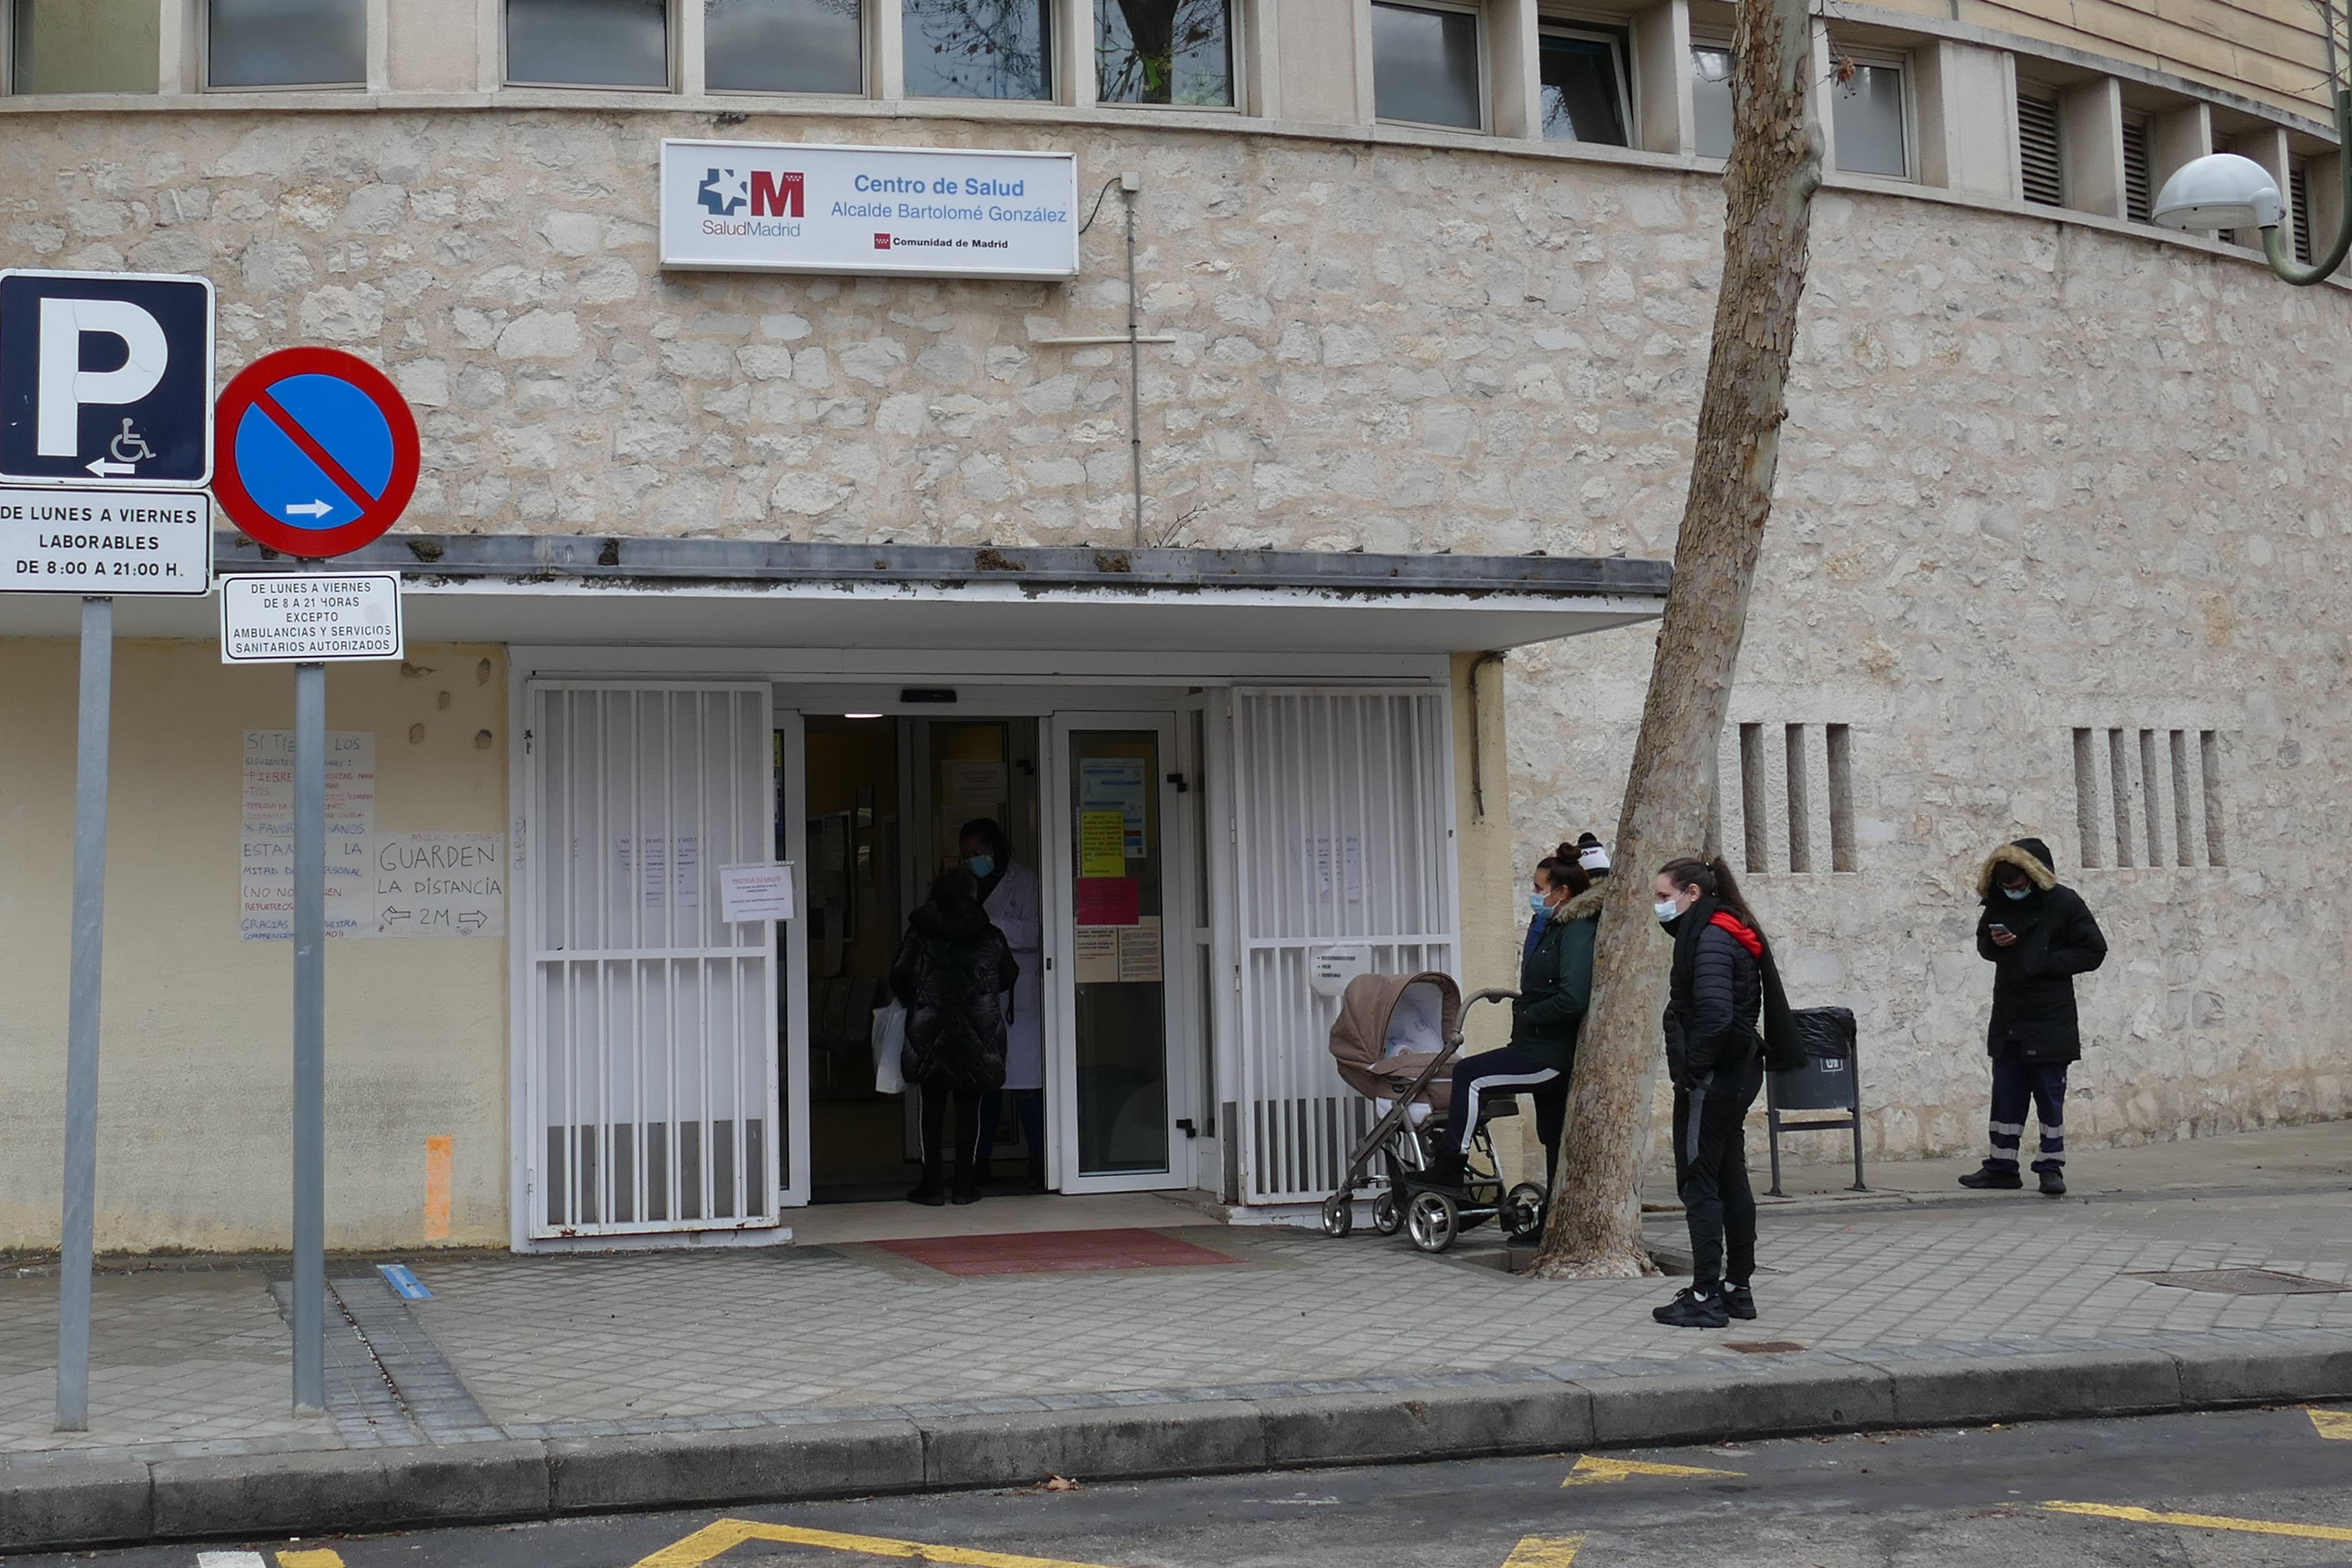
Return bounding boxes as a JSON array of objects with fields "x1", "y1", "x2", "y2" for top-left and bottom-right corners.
[{"x1": 1651, "y1": 855, "x2": 1788, "y2": 1329}]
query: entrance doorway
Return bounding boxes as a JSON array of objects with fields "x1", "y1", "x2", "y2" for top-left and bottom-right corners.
[{"x1": 793, "y1": 713, "x2": 1051, "y2": 1202}]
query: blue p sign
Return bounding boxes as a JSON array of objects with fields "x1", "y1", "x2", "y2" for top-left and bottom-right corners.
[{"x1": 0, "y1": 270, "x2": 215, "y2": 488}]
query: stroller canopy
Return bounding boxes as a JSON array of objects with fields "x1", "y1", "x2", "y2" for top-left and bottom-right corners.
[{"x1": 1328, "y1": 971, "x2": 1462, "y2": 1103}]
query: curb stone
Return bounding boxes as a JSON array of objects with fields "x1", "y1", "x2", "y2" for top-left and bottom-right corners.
[{"x1": 6, "y1": 1331, "x2": 2347, "y2": 1553}]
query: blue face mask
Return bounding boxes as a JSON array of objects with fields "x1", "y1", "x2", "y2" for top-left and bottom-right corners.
[
  {"x1": 2002, "y1": 885, "x2": 2029, "y2": 901},
  {"x1": 1529, "y1": 893, "x2": 1550, "y2": 914},
  {"x1": 967, "y1": 855, "x2": 995, "y2": 880}
]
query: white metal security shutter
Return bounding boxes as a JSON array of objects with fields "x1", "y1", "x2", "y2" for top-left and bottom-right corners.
[
  {"x1": 525, "y1": 684, "x2": 779, "y2": 1238},
  {"x1": 1229, "y1": 688, "x2": 1459, "y2": 1204}
]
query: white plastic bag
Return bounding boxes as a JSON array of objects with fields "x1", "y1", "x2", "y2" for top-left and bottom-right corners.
[{"x1": 872, "y1": 1003, "x2": 909, "y2": 1095}]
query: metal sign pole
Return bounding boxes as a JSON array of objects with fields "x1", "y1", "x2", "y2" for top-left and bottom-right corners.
[
  {"x1": 291, "y1": 657, "x2": 326, "y2": 1412},
  {"x1": 55, "y1": 594, "x2": 112, "y2": 1433}
]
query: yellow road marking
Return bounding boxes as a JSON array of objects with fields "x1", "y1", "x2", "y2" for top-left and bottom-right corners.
[
  {"x1": 1502, "y1": 1534, "x2": 1584, "y2": 1566},
  {"x1": 277, "y1": 1552, "x2": 345, "y2": 1568},
  {"x1": 1562, "y1": 1454, "x2": 1745, "y2": 1487},
  {"x1": 2043, "y1": 1501, "x2": 2352, "y2": 1543},
  {"x1": 627, "y1": 1518, "x2": 1138, "y2": 1568},
  {"x1": 2308, "y1": 1405, "x2": 2352, "y2": 1441}
]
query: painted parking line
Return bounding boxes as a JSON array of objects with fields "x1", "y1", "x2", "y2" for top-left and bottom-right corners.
[
  {"x1": 628, "y1": 1518, "x2": 1136, "y2": 1568},
  {"x1": 2044, "y1": 1501, "x2": 2352, "y2": 1543},
  {"x1": 1502, "y1": 1534, "x2": 1585, "y2": 1566},
  {"x1": 2308, "y1": 1405, "x2": 2352, "y2": 1441},
  {"x1": 194, "y1": 1554, "x2": 342, "y2": 1568},
  {"x1": 1561, "y1": 1455, "x2": 1744, "y2": 1487}
]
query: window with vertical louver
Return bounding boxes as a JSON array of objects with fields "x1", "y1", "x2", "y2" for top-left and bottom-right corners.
[
  {"x1": 2019, "y1": 93, "x2": 2063, "y2": 207},
  {"x1": 2122, "y1": 117, "x2": 2153, "y2": 223},
  {"x1": 2292, "y1": 162, "x2": 2314, "y2": 262}
]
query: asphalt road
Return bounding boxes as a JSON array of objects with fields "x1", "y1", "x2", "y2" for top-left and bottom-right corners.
[{"x1": 20, "y1": 1403, "x2": 2352, "y2": 1568}]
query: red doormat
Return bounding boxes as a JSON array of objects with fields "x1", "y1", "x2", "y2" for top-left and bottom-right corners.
[{"x1": 873, "y1": 1228, "x2": 1239, "y2": 1277}]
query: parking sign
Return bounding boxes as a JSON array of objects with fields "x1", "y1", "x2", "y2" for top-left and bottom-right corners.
[{"x1": 0, "y1": 270, "x2": 215, "y2": 488}]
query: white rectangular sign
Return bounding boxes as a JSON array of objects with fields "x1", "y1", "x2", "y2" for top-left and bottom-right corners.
[
  {"x1": 373, "y1": 832, "x2": 506, "y2": 939},
  {"x1": 220, "y1": 572, "x2": 403, "y2": 663},
  {"x1": 719, "y1": 861, "x2": 796, "y2": 923},
  {"x1": 660, "y1": 139, "x2": 1079, "y2": 280},
  {"x1": 0, "y1": 488, "x2": 210, "y2": 594}
]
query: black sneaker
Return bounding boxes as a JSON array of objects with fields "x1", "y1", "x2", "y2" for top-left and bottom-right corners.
[
  {"x1": 2038, "y1": 1169, "x2": 2066, "y2": 1197},
  {"x1": 1652, "y1": 1287, "x2": 1730, "y2": 1329},
  {"x1": 1721, "y1": 1282, "x2": 1757, "y2": 1321},
  {"x1": 906, "y1": 1182, "x2": 946, "y2": 1207},
  {"x1": 1958, "y1": 1166, "x2": 2023, "y2": 1190}
]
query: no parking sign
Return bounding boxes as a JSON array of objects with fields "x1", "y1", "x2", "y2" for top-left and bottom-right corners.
[{"x1": 212, "y1": 347, "x2": 419, "y2": 557}]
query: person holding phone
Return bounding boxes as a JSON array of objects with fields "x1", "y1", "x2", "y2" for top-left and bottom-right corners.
[{"x1": 1966, "y1": 838, "x2": 2107, "y2": 1196}]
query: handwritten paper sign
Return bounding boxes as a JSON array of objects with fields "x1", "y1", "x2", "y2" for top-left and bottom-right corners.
[
  {"x1": 720, "y1": 862, "x2": 796, "y2": 923},
  {"x1": 373, "y1": 833, "x2": 505, "y2": 939},
  {"x1": 241, "y1": 729, "x2": 375, "y2": 941}
]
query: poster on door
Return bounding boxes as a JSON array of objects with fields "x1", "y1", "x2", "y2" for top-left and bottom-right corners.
[{"x1": 1078, "y1": 757, "x2": 1147, "y2": 857}]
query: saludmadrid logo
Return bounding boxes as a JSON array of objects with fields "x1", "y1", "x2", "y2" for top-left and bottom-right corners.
[{"x1": 697, "y1": 167, "x2": 806, "y2": 235}]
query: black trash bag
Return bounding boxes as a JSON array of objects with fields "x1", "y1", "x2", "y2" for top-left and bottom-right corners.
[{"x1": 1790, "y1": 1005, "x2": 1856, "y2": 1066}]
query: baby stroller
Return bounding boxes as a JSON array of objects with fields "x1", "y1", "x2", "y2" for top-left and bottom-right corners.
[{"x1": 1318, "y1": 971, "x2": 1547, "y2": 1253}]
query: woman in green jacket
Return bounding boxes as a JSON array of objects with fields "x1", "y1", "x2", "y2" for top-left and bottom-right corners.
[{"x1": 1424, "y1": 845, "x2": 1601, "y2": 1187}]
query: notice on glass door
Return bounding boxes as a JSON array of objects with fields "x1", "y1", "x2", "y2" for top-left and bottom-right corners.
[
  {"x1": 1117, "y1": 916, "x2": 1162, "y2": 984},
  {"x1": 1079, "y1": 810, "x2": 1126, "y2": 877},
  {"x1": 1079, "y1": 757, "x2": 1148, "y2": 857},
  {"x1": 1074, "y1": 924, "x2": 1120, "y2": 984}
]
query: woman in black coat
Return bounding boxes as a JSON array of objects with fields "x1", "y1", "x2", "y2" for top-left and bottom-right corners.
[
  {"x1": 1653, "y1": 855, "x2": 1789, "y2": 1329},
  {"x1": 890, "y1": 865, "x2": 1018, "y2": 1206}
]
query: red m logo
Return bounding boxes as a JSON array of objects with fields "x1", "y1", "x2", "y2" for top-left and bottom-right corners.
[{"x1": 751, "y1": 171, "x2": 804, "y2": 217}]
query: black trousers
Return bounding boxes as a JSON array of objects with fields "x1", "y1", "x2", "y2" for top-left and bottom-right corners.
[
  {"x1": 1672, "y1": 1075, "x2": 1762, "y2": 1290},
  {"x1": 918, "y1": 1084, "x2": 984, "y2": 1181},
  {"x1": 1435, "y1": 1047, "x2": 1564, "y2": 1156},
  {"x1": 1987, "y1": 1057, "x2": 2068, "y2": 1172},
  {"x1": 976, "y1": 1087, "x2": 1047, "y2": 1175}
]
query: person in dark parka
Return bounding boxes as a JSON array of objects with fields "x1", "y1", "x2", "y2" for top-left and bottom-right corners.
[
  {"x1": 890, "y1": 865, "x2": 1019, "y2": 1206},
  {"x1": 1963, "y1": 837, "x2": 2107, "y2": 1197},
  {"x1": 1423, "y1": 846, "x2": 1600, "y2": 1190},
  {"x1": 1652, "y1": 855, "x2": 1793, "y2": 1330}
]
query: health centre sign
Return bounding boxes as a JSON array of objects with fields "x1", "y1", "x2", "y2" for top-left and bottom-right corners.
[{"x1": 659, "y1": 140, "x2": 1079, "y2": 281}]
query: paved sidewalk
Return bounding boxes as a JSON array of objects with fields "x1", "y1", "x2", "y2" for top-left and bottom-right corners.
[{"x1": 0, "y1": 1121, "x2": 2346, "y2": 1549}]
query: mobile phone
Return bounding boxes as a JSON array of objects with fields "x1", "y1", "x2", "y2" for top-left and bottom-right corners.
[{"x1": 1988, "y1": 923, "x2": 2011, "y2": 938}]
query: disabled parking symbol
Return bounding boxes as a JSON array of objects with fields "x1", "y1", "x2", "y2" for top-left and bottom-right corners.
[{"x1": 211, "y1": 346, "x2": 419, "y2": 558}]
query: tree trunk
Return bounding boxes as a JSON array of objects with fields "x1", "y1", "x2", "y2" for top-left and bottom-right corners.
[{"x1": 1530, "y1": 0, "x2": 1823, "y2": 1278}]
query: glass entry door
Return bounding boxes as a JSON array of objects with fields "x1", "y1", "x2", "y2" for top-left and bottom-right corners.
[{"x1": 1046, "y1": 713, "x2": 1183, "y2": 1192}]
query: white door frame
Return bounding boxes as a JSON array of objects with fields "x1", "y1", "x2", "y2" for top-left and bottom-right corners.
[
  {"x1": 1044, "y1": 710, "x2": 1194, "y2": 1194},
  {"x1": 775, "y1": 709, "x2": 812, "y2": 1208}
]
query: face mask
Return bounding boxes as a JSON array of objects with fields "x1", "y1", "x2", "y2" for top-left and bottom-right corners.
[
  {"x1": 1655, "y1": 899, "x2": 1683, "y2": 923},
  {"x1": 1530, "y1": 893, "x2": 1550, "y2": 914},
  {"x1": 967, "y1": 855, "x2": 995, "y2": 879},
  {"x1": 2002, "y1": 884, "x2": 2029, "y2": 902}
]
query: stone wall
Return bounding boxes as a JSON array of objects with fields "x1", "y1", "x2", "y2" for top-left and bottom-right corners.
[{"x1": 4, "y1": 106, "x2": 2346, "y2": 1163}]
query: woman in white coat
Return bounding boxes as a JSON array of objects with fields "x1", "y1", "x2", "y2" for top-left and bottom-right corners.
[{"x1": 961, "y1": 818, "x2": 1046, "y2": 1186}]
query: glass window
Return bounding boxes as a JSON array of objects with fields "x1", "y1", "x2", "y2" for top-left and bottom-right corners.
[
  {"x1": 507, "y1": 0, "x2": 669, "y2": 88},
  {"x1": 1691, "y1": 43, "x2": 1732, "y2": 159},
  {"x1": 1539, "y1": 29, "x2": 1626, "y2": 145},
  {"x1": 208, "y1": 0, "x2": 365, "y2": 88},
  {"x1": 1096, "y1": 0, "x2": 1231, "y2": 107},
  {"x1": 1372, "y1": 2, "x2": 1479, "y2": 129},
  {"x1": 903, "y1": 0, "x2": 1050, "y2": 100},
  {"x1": 1831, "y1": 59, "x2": 1906, "y2": 178},
  {"x1": 12, "y1": 0, "x2": 158, "y2": 94},
  {"x1": 707, "y1": 0, "x2": 862, "y2": 94}
]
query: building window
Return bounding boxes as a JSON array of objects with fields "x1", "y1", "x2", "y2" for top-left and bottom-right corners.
[
  {"x1": 1691, "y1": 43, "x2": 1732, "y2": 159},
  {"x1": 2017, "y1": 91, "x2": 2062, "y2": 207},
  {"x1": 706, "y1": 0, "x2": 863, "y2": 94},
  {"x1": 207, "y1": 0, "x2": 364, "y2": 88},
  {"x1": 11, "y1": 0, "x2": 158, "y2": 93},
  {"x1": 1830, "y1": 53, "x2": 1907, "y2": 178},
  {"x1": 1096, "y1": 0, "x2": 1232, "y2": 107},
  {"x1": 1372, "y1": 1, "x2": 1480, "y2": 130},
  {"x1": 2122, "y1": 113, "x2": 2152, "y2": 222},
  {"x1": 903, "y1": 0, "x2": 1050, "y2": 99},
  {"x1": 507, "y1": 0, "x2": 669, "y2": 88},
  {"x1": 1539, "y1": 26, "x2": 1628, "y2": 146}
]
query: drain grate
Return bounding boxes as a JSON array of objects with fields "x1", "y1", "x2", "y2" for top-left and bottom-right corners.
[
  {"x1": 2128, "y1": 1267, "x2": 2350, "y2": 1296},
  {"x1": 1725, "y1": 1340, "x2": 1806, "y2": 1353}
]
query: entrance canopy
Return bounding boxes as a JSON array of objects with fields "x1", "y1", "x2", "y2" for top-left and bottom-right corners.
[{"x1": 0, "y1": 534, "x2": 1669, "y2": 655}]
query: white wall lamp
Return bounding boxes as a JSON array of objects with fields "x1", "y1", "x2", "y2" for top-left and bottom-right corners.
[{"x1": 2153, "y1": 134, "x2": 2333, "y2": 282}]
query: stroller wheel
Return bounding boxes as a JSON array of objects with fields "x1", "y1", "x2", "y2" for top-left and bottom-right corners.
[
  {"x1": 1373, "y1": 1191, "x2": 1403, "y2": 1236},
  {"x1": 1502, "y1": 1182, "x2": 1548, "y2": 1244},
  {"x1": 1406, "y1": 1191, "x2": 1459, "y2": 1254},
  {"x1": 1320, "y1": 1192, "x2": 1354, "y2": 1239}
]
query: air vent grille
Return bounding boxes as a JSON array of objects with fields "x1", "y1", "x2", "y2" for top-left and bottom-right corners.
[
  {"x1": 2019, "y1": 94, "x2": 2063, "y2": 207},
  {"x1": 2122, "y1": 117, "x2": 2153, "y2": 223}
]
